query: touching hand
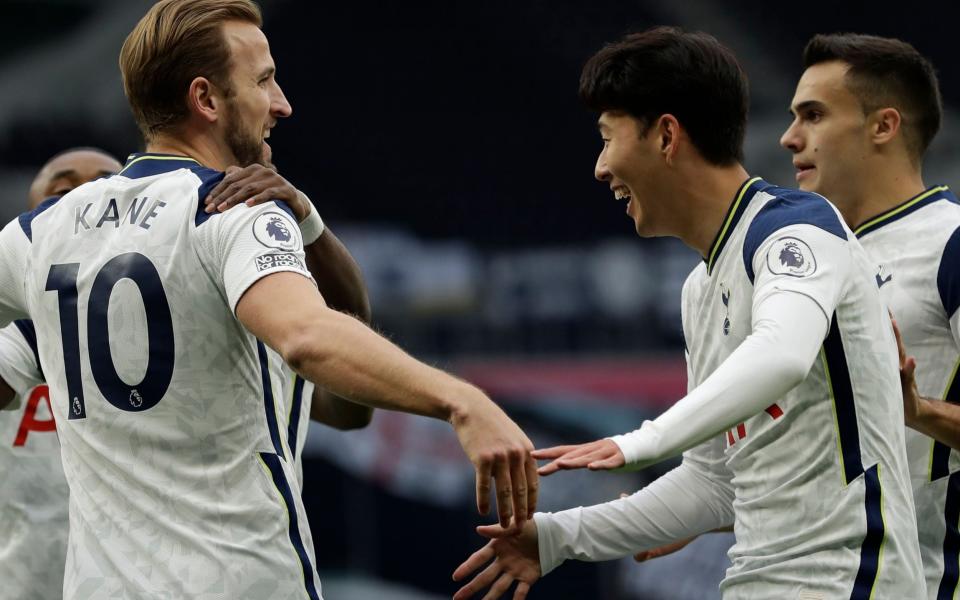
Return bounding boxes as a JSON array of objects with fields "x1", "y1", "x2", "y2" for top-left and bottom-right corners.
[
  {"x1": 892, "y1": 318, "x2": 922, "y2": 426},
  {"x1": 204, "y1": 164, "x2": 310, "y2": 221},
  {"x1": 532, "y1": 438, "x2": 624, "y2": 476},
  {"x1": 452, "y1": 397, "x2": 539, "y2": 529},
  {"x1": 452, "y1": 520, "x2": 541, "y2": 600}
]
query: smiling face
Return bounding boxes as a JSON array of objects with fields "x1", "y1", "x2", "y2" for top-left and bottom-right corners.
[
  {"x1": 593, "y1": 111, "x2": 670, "y2": 237},
  {"x1": 219, "y1": 21, "x2": 291, "y2": 167},
  {"x1": 28, "y1": 149, "x2": 121, "y2": 209},
  {"x1": 780, "y1": 61, "x2": 873, "y2": 204}
]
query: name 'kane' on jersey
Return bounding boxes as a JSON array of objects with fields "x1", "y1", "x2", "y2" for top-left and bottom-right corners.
[
  {"x1": 681, "y1": 178, "x2": 923, "y2": 598},
  {"x1": 0, "y1": 154, "x2": 322, "y2": 600},
  {"x1": 853, "y1": 185, "x2": 960, "y2": 599}
]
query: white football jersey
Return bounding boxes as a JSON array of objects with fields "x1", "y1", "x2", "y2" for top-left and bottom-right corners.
[
  {"x1": 854, "y1": 185, "x2": 960, "y2": 598},
  {"x1": 0, "y1": 321, "x2": 68, "y2": 600},
  {"x1": 0, "y1": 154, "x2": 323, "y2": 600},
  {"x1": 682, "y1": 178, "x2": 923, "y2": 598},
  {"x1": 276, "y1": 358, "x2": 313, "y2": 489}
]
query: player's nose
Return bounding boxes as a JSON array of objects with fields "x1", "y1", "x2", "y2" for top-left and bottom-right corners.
[
  {"x1": 779, "y1": 122, "x2": 802, "y2": 152},
  {"x1": 594, "y1": 150, "x2": 610, "y2": 182},
  {"x1": 271, "y1": 82, "x2": 293, "y2": 119}
]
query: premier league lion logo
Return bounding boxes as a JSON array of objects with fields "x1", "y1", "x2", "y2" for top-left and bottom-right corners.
[
  {"x1": 266, "y1": 216, "x2": 292, "y2": 242},
  {"x1": 779, "y1": 241, "x2": 805, "y2": 269},
  {"x1": 253, "y1": 211, "x2": 300, "y2": 251},
  {"x1": 767, "y1": 236, "x2": 816, "y2": 277}
]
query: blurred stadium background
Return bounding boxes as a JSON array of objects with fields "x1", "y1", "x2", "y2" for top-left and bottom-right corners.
[{"x1": 3, "y1": 1, "x2": 959, "y2": 598}]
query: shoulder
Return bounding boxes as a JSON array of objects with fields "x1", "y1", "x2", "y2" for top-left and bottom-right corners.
[
  {"x1": 936, "y1": 222, "x2": 960, "y2": 317},
  {"x1": 742, "y1": 187, "x2": 848, "y2": 281},
  {"x1": 17, "y1": 196, "x2": 60, "y2": 242},
  {"x1": 189, "y1": 166, "x2": 227, "y2": 228}
]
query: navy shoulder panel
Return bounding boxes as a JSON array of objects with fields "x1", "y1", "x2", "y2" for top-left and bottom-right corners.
[
  {"x1": 742, "y1": 188, "x2": 847, "y2": 283},
  {"x1": 937, "y1": 224, "x2": 960, "y2": 318},
  {"x1": 191, "y1": 166, "x2": 297, "y2": 227},
  {"x1": 192, "y1": 167, "x2": 226, "y2": 227},
  {"x1": 12, "y1": 319, "x2": 43, "y2": 378},
  {"x1": 17, "y1": 196, "x2": 60, "y2": 242}
]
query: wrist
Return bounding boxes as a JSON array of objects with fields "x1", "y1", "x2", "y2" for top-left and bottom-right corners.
[
  {"x1": 297, "y1": 191, "x2": 325, "y2": 245},
  {"x1": 908, "y1": 397, "x2": 935, "y2": 429}
]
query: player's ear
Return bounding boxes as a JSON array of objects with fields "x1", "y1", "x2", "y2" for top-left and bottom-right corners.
[
  {"x1": 657, "y1": 114, "x2": 681, "y2": 165},
  {"x1": 870, "y1": 107, "x2": 901, "y2": 148},
  {"x1": 186, "y1": 76, "x2": 221, "y2": 125}
]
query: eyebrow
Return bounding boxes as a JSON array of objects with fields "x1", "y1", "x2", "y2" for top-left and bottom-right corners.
[
  {"x1": 790, "y1": 100, "x2": 826, "y2": 115},
  {"x1": 49, "y1": 169, "x2": 78, "y2": 180},
  {"x1": 256, "y1": 66, "x2": 275, "y2": 81}
]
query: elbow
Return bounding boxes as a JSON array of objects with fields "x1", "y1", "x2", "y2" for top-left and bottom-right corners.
[
  {"x1": 777, "y1": 352, "x2": 814, "y2": 389},
  {"x1": 278, "y1": 323, "x2": 328, "y2": 376},
  {"x1": 339, "y1": 407, "x2": 374, "y2": 430}
]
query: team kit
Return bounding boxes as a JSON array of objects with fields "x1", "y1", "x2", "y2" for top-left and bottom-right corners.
[{"x1": 1, "y1": 1, "x2": 957, "y2": 599}]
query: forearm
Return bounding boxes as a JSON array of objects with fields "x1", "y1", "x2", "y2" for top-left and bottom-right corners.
[
  {"x1": 305, "y1": 227, "x2": 371, "y2": 324},
  {"x1": 909, "y1": 397, "x2": 960, "y2": 450},
  {"x1": 612, "y1": 292, "x2": 827, "y2": 468},
  {"x1": 278, "y1": 306, "x2": 478, "y2": 421},
  {"x1": 310, "y1": 386, "x2": 373, "y2": 429},
  {"x1": 534, "y1": 461, "x2": 734, "y2": 575}
]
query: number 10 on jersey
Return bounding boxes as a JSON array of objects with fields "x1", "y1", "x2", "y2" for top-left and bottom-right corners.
[{"x1": 45, "y1": 252, "x2": 175, "y2": 419}]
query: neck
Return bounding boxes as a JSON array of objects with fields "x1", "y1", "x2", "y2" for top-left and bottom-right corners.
[
  {"x1": 833, "y1": 157, "x2": 926, "y2": 229},
  {"x1": 672, "y1": 162, "x2": 752, "y2": 258},
  {"x1": 145, "y1": 130, "x2": 235, "y2": 172}
]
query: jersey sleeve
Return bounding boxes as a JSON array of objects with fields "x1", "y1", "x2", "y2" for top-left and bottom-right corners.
[
  {"x1": 0, "y1": 217, "x2": 31, "y2": 327},
  {"x1": 937, "y1": 225, "x2": 960, "y2": 349},
  {"x1": 534, "y1": 437, "x2": 735, "y2": 575},
  {"x1": 747, "y1": 223, "x2": 851, "y2": 322},
  {"x1": 0, "y1": 321, "x2": 45, "y2": 400},
  {"x1": 196, "y1": 201, "x2": 316, "y2": 313}
]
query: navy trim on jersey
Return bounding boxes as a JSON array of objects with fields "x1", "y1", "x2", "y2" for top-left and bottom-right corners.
[
  {"x1": 18, "y1": 196, "x2": 59, "y2": 242},
  {"x1": 937, "y1": 225, "x2": 960, "y2": 319},
  {"x1": 257, "y1": 341, "x2": 285, "y2": 459},
  {"x1": 705, "y1": 177, "x2": 769, "y2": 274},
  {"x1": 12, "y1": 319, "x2": 43, "y2": 379},
  {"x1": 855, "y1": 185, "x2": 955, "y2": 239},
  {"x1": 118, "y1": 153, "x2": 202, "y2": 179},
  {"x1": 931, "y1": 364, "x2": 960, "y2": 481},
  {"x1": 287, "y1": 376, "x2": 306, "y2": 456},
  {"x1": 743, "y1": 188, "x2": 847, "y2": 284},
  {"x1": 851, "y1": 464, "x2": 884, "y2": 600},
  {"x1": 939, "y1": 471, "x2": 960, "y2": 600},
  {"x1": 193, "y1": 168, "x2": 227, "y2": 227},
  {"x1": 822, "y1": 314, "x2": 864, "y2": 483},
  {"x1": 260, "y1": 452, "x2": 321, "y2": 600}
]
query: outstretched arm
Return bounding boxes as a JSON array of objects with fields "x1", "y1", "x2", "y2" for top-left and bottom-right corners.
[
  {"x1": 236, "y1": 272, "x2": 537, "y2": 527},
  {"x1": 205, "y1": 164, "x2": 374, "y2": 429},
  {"x1": 535, "y1": 290, "x2": 828, "y2": 473},
  {"x1": 454, "y1": 438, "x2": 735, "y2": 599}
]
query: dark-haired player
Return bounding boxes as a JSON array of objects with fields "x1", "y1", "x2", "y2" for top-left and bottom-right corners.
[
  {"x1": 453, "y1": 27, "x2": 922, "y2": 599},
  {"x1": 781, "y1": 33, "x2": 958, "y2": 599}
]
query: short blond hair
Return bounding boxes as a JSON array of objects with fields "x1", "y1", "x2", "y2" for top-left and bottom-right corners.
[{"x1": 119, "y1": 0, "x2": 263, "y2": 140}]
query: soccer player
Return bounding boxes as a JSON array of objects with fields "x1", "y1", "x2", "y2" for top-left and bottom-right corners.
[
  {"x1": 780, "y1": 33, "x2": 959, "y2": 599},
  {"x1": 0, "y1": 147, "x2": 121, "y2": 600},
  {"x1": 0, "y1": 4, "x2": 541, "y2": 597},
  {"x1": 0, "y1": 147, "x2": 372, "y2": 597},
  {"x1": 452, "y1": 27, "x2": 923, "y2": 599},
  {"x1": 608, "y1": 34, "x2": 960, "y2": 599}
]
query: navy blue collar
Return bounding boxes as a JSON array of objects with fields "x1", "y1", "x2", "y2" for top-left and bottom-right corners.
[
  {"x1": 118, "y1": 153, "x2": 207, "y2": 179},
  {"x1": 705, "y1": 176, "x2": 771, "y2": 273},
  {"x1": 854, "y1": 185, "x2": 957, "y2": 238}
]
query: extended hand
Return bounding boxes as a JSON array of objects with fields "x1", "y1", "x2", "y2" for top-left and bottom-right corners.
[
  {"x1": 204, "y1": 164, "x2": 311, "y2": 222},
  {"x1": 453, "y1": 398, "x2": 539, "y2": 529},
  {"x1": 532, "y1": 438, "x2": 625, "y2": 476},
  {"x1": 892, "y1": 318, "x2": 922, "y2": 426},
  {"x1": 452, "y1": 520, "x2": 541, "y2": 600}
]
